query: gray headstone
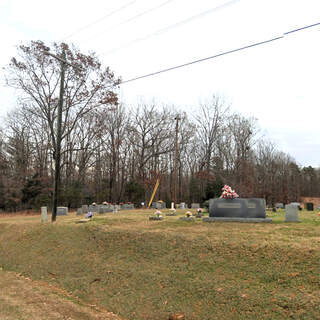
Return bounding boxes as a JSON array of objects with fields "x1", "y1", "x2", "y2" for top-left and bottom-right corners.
[
  {"x1": 41, "y1": 206, "x2": 47, "y2": 223},
  {"x1": 89, "y1": 205, "x2": 98, "y2": 212},
  {"x1": 247, "y1": 198, "x2": 266, "y2": 218},
  {"x1": 57, "y1": 206, "x2": 68, "y2": 216},
  {"x1": 285, "y1": 204, "x2": 300, "y2": 222},
  {"x1": 82, "y1": 205, "x2": 89, "y2": 213},
  {"x1": 209, "y1": 198, "x2": 266, "y2": 219},
  {"x1": 191, "y1": 203, "x2": 200, "y2": 209},
  {"x1": 77, "y1": 208, "x2": 82, "y2": 215},
  {"x1": 178, "y1": 202, "x2": 186, "y2": 209},
  {"x1": 275, "y1": 203, "x2": 284, "y2": 208},
  {"x1": 99, "y1": 205, "x2": 112, "y2": 214},
  {"x1": 127, "y1": 203, "x2": 135, "y2": 209},
  {"x1": 152, "y1": 202, "x2": 162, "y2": 209}
]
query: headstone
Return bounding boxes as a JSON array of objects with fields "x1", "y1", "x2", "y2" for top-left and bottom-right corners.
[
  {"x1": 152, "y1": 202, "x2": 162, "y2": 209},
  {"x1": 82, "y1": 205, "x2": 89, "y2": 213},
  {"x1": 113, "y1": 205, "x2": 118, "y2": 214},
  {"x1": 306, "y1": 202, "x2": 314, "y2": 211},
  {"x1": 57, "y1": 206, "x2": 68, "y2": 216},
  {"x1": 191, "y1": 203, "x2": 200, "y2": 209},
  {"x1": 99, "y1": 205, "x2": 112, "y2": 214},
  {"x1": 77, "y1": 208, "x2": 82, "y2": 215},
  {"x1": 246, "y1": 198, "x2": 267, "y2": 218},
  {"x1": 285, "y1": 204, "x2": 300, "y2": 222},
  {"x1": 209, "y1": 198, "x2": 266, "y2": 218},
  {"x1": 171, "y1": 202, "x2": 175, "y2": 209},
  {"x1": 204, "y1": 198, "x2": 272, "y2": 222},
  {"x1": 178, "y1": 202, "x2": 186, "y2": 209},
  {"x1": 41, "y1": 206, "x2": 47, "y2": 223},
  {"x1": 275, "y1": 203, "x2": 284, "y2": 209},
  {"x1": 89, "y1": 205, "x2": 98, "y2": 213},
  {"x1": 127, "y1": 203, "x2": 135, "y2": 209}
]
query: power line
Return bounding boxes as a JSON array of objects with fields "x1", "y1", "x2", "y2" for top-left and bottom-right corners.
[
  {"x1": 81, "y1": 0, "x2": 176, "y2": 44},
  {"x1": 102, "y1": 0, "x2": 240, "y2": 56},
  {"x1": 121, "y1": 22, "x2": 320, "y2": 85},
  {"x1": 61, "y1": 0, "x2": 138, "y2": 41}
]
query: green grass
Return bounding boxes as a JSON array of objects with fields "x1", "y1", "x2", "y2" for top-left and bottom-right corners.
[{"x1": 0, "y1": 209, "x2": 319, "y2": 319}]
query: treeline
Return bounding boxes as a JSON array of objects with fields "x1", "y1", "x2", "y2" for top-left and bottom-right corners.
[
  {"x1": 1, "y1": 41, "x2": 319, "y2": 212},
  {"x1": 0, "y1": 97, "x2": 319, "y2": 211}
]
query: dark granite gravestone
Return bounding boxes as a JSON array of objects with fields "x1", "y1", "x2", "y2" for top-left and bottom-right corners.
[
  {"x1": 247, "y1": 198, "x2": 266, "y2": 218},
  {"x1": 204, "y1": 198, "x2": 271, "y2": 222},
  {"x1": 306, "y1": 202, "x2": 314, "y2": 211}
]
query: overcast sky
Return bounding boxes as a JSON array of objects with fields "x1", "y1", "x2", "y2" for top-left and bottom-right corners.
[{"x1": 1, "y1": 0, "x2": 319, "y2": 167}]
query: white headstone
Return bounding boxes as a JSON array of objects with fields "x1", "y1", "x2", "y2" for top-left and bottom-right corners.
[
  {"x1": 113, "y1": 205, "x2": 118, "y2": 214},
  {"x1": 41, "y1": 206, "x2": 47, "y2": 223},
  {"x1": 285, "y1": 204, "x2": 300, "y2": 222},
  {"x1": 171, "y1": 202, "x2": 175, "y2": 209}
]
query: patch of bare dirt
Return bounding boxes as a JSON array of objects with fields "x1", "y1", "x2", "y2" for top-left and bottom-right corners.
[{"x1": 0, "y1": 268, "x2": 123, "y2": 320}]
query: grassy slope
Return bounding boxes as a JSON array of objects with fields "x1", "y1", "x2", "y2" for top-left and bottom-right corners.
[{"x1": 0, "y1": 209, "x2": 319, "y2": 320}]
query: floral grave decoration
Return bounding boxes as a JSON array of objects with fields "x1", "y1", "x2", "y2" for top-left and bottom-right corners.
[
  {"x1": 185, "y1": 211, "x2": 192, "y2": 217},
  {"x1": 220, "y1": 185, "x2": 239, "y2": 200},
  {"x1": 155, "y1": 210, "x2": 162, "y2": 217}
]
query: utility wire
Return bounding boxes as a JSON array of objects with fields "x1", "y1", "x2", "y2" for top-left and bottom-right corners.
[
  {"x1": 81, "y1": 0, "x2": 176, "y2": 44},
  {"x1": 61, "y1": 0, "x2": 138, "y2": 41},
  {"x1": 102, "y1": 0, "x2": 240, "y2": 56},
  {"x1": 121, "y1": 22, "x2": 320, "y2": 84}
]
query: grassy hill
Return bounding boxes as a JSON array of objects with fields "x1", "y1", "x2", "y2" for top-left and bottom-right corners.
[{"x1": 0, "y1": 209, "x2": 319, "y2": 319}]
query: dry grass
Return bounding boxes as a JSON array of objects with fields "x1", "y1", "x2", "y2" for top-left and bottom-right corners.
[
  {"x1": 0, "y1": 268, "x2": 122, "y2": 320},
  {"x1": 0, "y1": 208, "x2": 319, "y2": 319}
]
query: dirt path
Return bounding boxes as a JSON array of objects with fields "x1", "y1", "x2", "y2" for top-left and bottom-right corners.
[{"x1": 0, "y1": 268, "x2": 123, "y2": 320}]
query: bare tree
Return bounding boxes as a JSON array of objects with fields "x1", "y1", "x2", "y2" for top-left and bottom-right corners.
[{"x1": 5, "y1": 41, "x2": 120, "y2": 221}]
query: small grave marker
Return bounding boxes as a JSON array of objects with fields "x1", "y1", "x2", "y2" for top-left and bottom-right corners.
[
  {"x1": 285, "y1": 204, "x2": 300, "y2": 222},
  {"x1": 41, "y1": 206, "x2": 47, "y2": 223},
  {"x1": 82, "y1": 205, "x2": 89, "y2": 213},
  {"x1": 57, "y1": 207, "x2": 68, "y2": 215}
]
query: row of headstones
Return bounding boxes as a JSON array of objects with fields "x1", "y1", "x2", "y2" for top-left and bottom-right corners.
[
  {"x1": 76, "y1": 203, "x2": 135, "y2": 215},
  {"x1": 276, "y1": 202, "x2": 315, "y2": 211},
  {"x1": 152, "y1": 202, "x2": 201, "y2": 209},
  {"x1": 207, "y1": 198, "x2": 301, "y2": 222},
  {"x1": 151, "y1": 202, "x2": 300, "y2": 223},
  {"x1": 41, "y1": 206, "x2": 67, "y2": 223}
]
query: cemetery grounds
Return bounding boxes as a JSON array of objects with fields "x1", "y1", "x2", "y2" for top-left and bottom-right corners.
[{"x1": 0, "y1": 208, "x2": 319, "y2": 320}]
